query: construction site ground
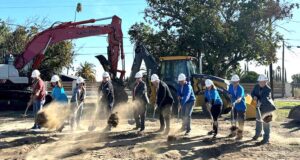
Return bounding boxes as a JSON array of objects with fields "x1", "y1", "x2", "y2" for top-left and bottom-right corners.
[{"x1": 0, "y1": 103, "x2": 300, "y2": 160}]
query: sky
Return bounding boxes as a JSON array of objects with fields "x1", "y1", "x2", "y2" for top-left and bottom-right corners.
[{"x1": 0, "y1": 0, "x2": 300, "y2": 82}]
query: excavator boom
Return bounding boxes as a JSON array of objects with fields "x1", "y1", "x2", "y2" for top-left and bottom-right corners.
[{"x1": 14, "y1": 15, "x2": 125, "y2": 80}]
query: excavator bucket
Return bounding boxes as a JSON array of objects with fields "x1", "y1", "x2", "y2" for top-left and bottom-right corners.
[
  {"x1": 95, "y1": 54, "x2": 128, "y2": 105},
  {"x1": 95, "y1": 55, "x2": 110, "y2": 72}
]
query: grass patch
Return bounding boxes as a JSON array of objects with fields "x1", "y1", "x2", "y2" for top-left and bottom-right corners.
[{"x1": 274, "y1": 101, "x2": 300, "y2": 121}]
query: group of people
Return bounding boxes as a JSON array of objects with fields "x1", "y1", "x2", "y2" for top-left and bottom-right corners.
[{"x1": 28, "y1": 69, "x2": 276, "y2": 144}]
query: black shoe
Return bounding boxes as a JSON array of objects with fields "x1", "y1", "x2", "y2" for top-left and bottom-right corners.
[
  {"x1": 252, "y1": 135, "x2": 259, "y2": 141},
  {"x1": 184, "y1": 130, "x2": 190, "y2": 136},
  {"x1": 256, "y1": 139, "x2": 270, "y2": 145},
  {"x1": 207, "y1": 130, "x2": 214, "y2": 135}
]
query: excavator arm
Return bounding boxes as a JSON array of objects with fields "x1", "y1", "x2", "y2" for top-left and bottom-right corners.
[
  {"x1": 128, "y1": 43, "x2": 159, "y2": 89},
  {"x1": 14, "y1": 15, "x2": 125, "y2": 80}
]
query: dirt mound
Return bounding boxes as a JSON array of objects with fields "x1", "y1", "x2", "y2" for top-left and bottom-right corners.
[
  {"x1": 108, "y1": 112, "x2": 119, "y2": 127},
  {"x1": 288, "y1": 106, "x2": 300, "y2": 121}
]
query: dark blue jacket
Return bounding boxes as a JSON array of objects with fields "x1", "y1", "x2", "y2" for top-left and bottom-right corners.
[
  {"x1": 177, "y1": 82, "x2": 195, "y2": 107},
  {"x1": 204, "y1": 88, "x2": 223, "y2": 106},
  {"x1": 228, "y1": 84, "x2": 247, "y2": 112},
  {"x1": 251, "y1": 84, "x2": 276, "y2": 114}
]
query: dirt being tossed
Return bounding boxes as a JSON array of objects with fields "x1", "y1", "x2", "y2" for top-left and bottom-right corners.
[
  {"x1": 108, "y1": 112, "x2": 119, "y2": 127},
  {"x1": 36, "y1": 111, "x2": 48, "y2": 127},
  {"x1": 167, "y1": 135, "x2": 178, "y2": 142}
]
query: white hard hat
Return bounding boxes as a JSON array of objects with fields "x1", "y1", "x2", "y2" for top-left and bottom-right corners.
[
  {"x1": 257, "y1": 74, "x2": 268, "y2": 81},
  {"x1": 205, "y1": 79, "x2": 214, "y2": 87},
  {"x1": 51, "y1": 75, "x2": 60, "y2": 83},
  {"x1": 178, "y1": 73, "x2": 186, "y2": 81},
  {"x1": 31, "y1": 69, "x2": 40, "y2": 78},
  {"x1": 151, "y1": 74, "x2": 159, "y2": 82},
  {"x1": 76, "y1": 76, "x2": 85, "y2": 84},
  {"x1": 231, "y1": 74, "x2": 240, "y2": 82},
  {"x1": 135, "y1": 72, "x2": 143, "y2": 78},
  {"x1": 102, "y1": 72, "x2": 110, "y2": 78}
]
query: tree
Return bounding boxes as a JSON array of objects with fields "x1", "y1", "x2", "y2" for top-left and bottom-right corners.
[
  {"x1": 0, "y1": 19, "x2": 74, "y2": 80},
  {"x1": 129, "y1": 0, "x2": 298, "y2": 78},
  {"x1": 292, "y1": 74, "x2": 300, "y2": 83},
  {"x1": 240, "y1": 71, "x2": 259, "y2": 83},
  {"x1": 76, "y1": 62, "x2": 96, "y2": 82}
]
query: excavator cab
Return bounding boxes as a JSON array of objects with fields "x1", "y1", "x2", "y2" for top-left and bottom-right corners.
[{"x1": 159, "y1": 56, "x2": 198, "y2": 85}]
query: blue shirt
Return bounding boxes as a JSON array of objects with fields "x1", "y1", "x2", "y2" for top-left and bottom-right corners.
[
  {"x1": 177, "y1": 82, "x2": 196, "y2": 107},
  {"x1": 228, "y1": 84, "x2": 247, "y2": 112},
  {"x1": 52, "y1": 86, "x2": 68, "y2": 103},
  {"x1": 204, "y1": 88, "x2": 223, "y2": 105}
]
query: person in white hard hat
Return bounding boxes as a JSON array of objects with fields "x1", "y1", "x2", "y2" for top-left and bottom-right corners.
[
  {"x1": 50, "y1": 75, "x2": 68, "y2": 132},
  {"x1": 227, "y1": 74, "x2": 247, "y2": 140},
  {"x1": 98, "y1": 72, "x2": 114, "y2": 131},
  {"x1": 70, "y1": 76, "x2": 86, "y2": 130},
  {"x1": 251, "y1": 74, "x2": 276, "y2": 145},
  {"x1": 204, "y1": 79, "x2": 223, "y2": 138},
  {"x1": 132, "y1": 71, "x2": 149, "y2": 132},
  {"x1": 29, "y1": 69, "x2": 46, "y2": 130},
  {"x1": 151, "y1": 74, "x2": 174, "y2": 134},
  {"x1": 177, "y1": 73, "x2": 195, "y2": 135},
  {"x1": 50, "y1": 75, "x2": 68, "y2": 103}
]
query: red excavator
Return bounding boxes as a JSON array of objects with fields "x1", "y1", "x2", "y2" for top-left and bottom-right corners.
[{"x1": 0, "y1": 15, "x2": 128, "y2": 110}]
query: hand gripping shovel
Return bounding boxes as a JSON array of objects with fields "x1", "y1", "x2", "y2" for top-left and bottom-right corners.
[{"x1": 149, "y1": 105, "x2": 157, "y2": 122}]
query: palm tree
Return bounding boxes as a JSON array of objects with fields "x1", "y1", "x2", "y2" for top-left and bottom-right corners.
[{"x1": 76, "y1": 62, "x2": 96, "y2": 82}]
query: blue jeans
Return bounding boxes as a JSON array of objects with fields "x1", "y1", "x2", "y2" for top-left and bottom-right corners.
[
  {"x1": 33, "y1": 99, "x2": 45, "y2": 128},
  {"x1": 76, "y1": 103, "x2": 84, "y2": 126},
  {"x1": 182, "y1": 101, "x2": 195, "y2": 132},
  {"x1": 255, "y1": 108, "x2": 271, "y2": 141}
]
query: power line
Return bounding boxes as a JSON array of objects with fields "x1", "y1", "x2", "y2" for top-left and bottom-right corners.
[
  {"x1": 74, "y1": 52, "x2": 134, "y2": 55},
  {"x1": 0, "y1": 3, "x2": 145, "y2": 9},
  {"x1": 74, "y1": 45, "x2": 134, "y2": 49}
]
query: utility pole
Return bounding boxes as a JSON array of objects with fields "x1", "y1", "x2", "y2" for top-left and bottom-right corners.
[
  {"x1": 68, "y1": 3, "x2": 82, "y2": 75},
  {"x1": 268, "y1": 12, "x2": 274, "y2": 99},
  {"x1": 282, "y1": 40, "x2": 285, "y2": 97}
]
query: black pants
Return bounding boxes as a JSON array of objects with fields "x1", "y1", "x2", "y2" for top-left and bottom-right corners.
[
  {"x1": 211, "y1": 104, "x2": 222, "y2": 121},
  {"x1": 158, "y1": 104, "x2": 172, "y2": 130},
  {"x1": 134, "y1": 102, "x2": 147, "y2": 130},
  {"x1": 210, "y1": 104, "x2": 222, "y2": 134}
]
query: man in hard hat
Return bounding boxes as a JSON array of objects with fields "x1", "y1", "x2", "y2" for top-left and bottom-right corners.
[
  {"x1": 29, "y1": 69, "x2": 46, "y2": 130},
  {"x1": 99, "y1": 72, "x2": 114, "y2": 131},
  {"x1": 177, "y1": 73, "x2": 195, "y2": 136},
  {"x1": 204, "y1": 79, "x2": 223, "y2": 138},
  {"x1": 70, "y1": 76, "x2": 86, "y2": 130},
  {"x1": 251, "y1": 74, "x2": 276, "y2": 144},
  {"x1": 132, "y1": 71, "x2": 149, "y2": 132},
  {"x1": 227, "y1": 74, "x2": 247, "y2": 140},
  {"x1": 151, "y1": 74, "x2": 174, "y2": 134}
]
